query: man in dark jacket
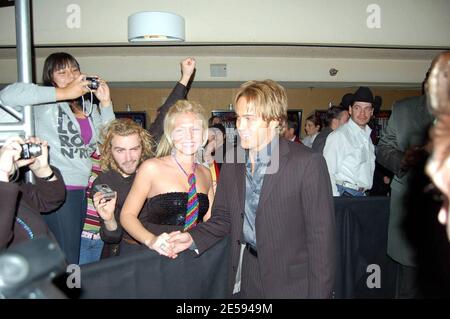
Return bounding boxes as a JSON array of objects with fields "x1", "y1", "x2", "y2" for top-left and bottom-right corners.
[{"x1": 169, "y1": 80, "x2": 335, "y2": 298}]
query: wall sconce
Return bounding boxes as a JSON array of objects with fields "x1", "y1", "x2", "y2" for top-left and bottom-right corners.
[{"x1": 128, "y1": 11, "x2": 185, "y2": 42}]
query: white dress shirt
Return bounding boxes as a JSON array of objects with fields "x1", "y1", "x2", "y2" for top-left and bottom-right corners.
[{"x1": 323, "y1": 118, "x2": 375, "y2": 196}]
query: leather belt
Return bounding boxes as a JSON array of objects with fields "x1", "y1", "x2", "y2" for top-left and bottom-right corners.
[
  {"x1": 245, "y1": 243, "x2": 258, "y2": 258},
  {"x1": 81, "y1": 231, "x2": 101, "y2": 240}
]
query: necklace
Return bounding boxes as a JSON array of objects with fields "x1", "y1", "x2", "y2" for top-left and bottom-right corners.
[{"x1": 172, "y1": 154, "x2": 197, "y2": 178}]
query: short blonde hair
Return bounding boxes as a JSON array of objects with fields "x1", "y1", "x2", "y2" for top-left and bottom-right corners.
[
  {"x1": 156, "y1": 100, "x2": 208, "y2": 157},
  {"x1": 234, "y1": 79, "x2": 288, "y2": 132},
  {"x1": 100, "y1": 119, "x2": 154, "y2": 173}
]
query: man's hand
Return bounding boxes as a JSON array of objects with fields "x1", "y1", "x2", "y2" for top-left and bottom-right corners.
[
  {"x1": 144, "y1": 232, "x2": 178, "y2": 258},
  {"x1": 179, "y1": 57, "x2": 196, "y2": 87},
  {"x1": 93, "y1": 191, "x2": 118, "y2": 231},
  {"x1": 168, "y1": 231, "x2": 194, "y2": 257}
]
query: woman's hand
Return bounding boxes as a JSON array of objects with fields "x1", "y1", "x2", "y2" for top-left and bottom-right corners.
[
  {"x1": 93, "y1": 77, "x2": 112, "y2": 107},
  {"x1": 56, "y1": 74, "x2": 90, "y2": 101},
  {"x1": 145, "y1": 232, "x2": 176, "y2": 257}
]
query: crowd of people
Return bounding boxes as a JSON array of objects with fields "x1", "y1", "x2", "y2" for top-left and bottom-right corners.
[{"x1": 0, "y1": 50, "x2": 449, "y2": 299}]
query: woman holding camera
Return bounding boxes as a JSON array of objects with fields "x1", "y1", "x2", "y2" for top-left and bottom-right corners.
[
  {"x1": 0, "y1": 52, "x2": 115, "y2": 264},
  {"x1": 0, "y1": 136, "x2": 65, "y2": 250}
]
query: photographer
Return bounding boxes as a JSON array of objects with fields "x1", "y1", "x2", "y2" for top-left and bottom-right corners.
[
  {"x1": 0, "y1": 136, "x2": 65, "y2": 250},
  {"x1": 0, "y1": 52, "x2": 115, "y2": 264}
]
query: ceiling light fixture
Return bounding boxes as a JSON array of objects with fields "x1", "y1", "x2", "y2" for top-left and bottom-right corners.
[{"x1": 128, "y1": 11, "x2": 185, "y2": 42}]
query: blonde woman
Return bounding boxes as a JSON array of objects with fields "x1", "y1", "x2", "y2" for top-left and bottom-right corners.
[{"x1": 120, "y1": 100, "x2": 213, "y2": 257}]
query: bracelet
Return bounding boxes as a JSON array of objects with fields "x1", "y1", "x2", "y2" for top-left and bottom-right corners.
[{"x1": 40, "y1": 171, "x2": 55, "y2": 181}]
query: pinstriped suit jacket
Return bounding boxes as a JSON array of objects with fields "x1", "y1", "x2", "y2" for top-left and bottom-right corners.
[{"x1": 190, "y1": 137, "x2": 336, "y2": 298}]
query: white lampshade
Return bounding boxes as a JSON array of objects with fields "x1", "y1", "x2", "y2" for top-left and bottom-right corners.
[{"x1": 128, "y1": 11, "x2": 185, "y2": 42}]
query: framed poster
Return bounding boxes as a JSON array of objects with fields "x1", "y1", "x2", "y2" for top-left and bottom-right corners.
[
  {"x1": 370, "y1": 110, "x2": 391, "y2": 145},
  {"x1": 287, "y1": 109, "x2": 303, "y2": 138},
  {"x1": 114, "y1": 111, "x2": 147, "y2": 129},
  {"x1": 211, "y1": 110, "x2": 237, "y2": 146}
]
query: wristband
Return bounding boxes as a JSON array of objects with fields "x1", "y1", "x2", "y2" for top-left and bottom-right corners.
[{"x1": 40, "y1": 171, "x2": 55, "y2": 181}]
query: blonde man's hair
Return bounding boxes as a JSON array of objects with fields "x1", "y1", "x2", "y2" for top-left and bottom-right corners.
[
  {"x1": 234, "y1": 79, "x2": 288, "y2": 133},
  {"x1": 156, "y1": 100, "x2": 209, "y2": 158},
  {"x1": 100, "y1": 119, "x2": 154, "y2": 173}
]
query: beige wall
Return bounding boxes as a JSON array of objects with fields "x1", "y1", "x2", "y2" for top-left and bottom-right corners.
[
  {"x1": 110, "y1": 86, "x2": 421, "y2": 137},
  {"x1": 0, "y1": 55, "x2": 433, "y2": 85}
]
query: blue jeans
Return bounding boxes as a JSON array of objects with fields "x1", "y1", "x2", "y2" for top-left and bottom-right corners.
[
  {"x1": 79, "y1": 237, "x2": 104, "y2": 265},
  {"x1": 337, "y1": 184, "x2": 366, "y2": 197},
  {"x1": 43, "y1": 189, "x2": 87, "y2": 265}
]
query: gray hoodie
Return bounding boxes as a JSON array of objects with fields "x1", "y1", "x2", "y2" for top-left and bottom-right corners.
[{"x1": 0, "y1": 82, "x2": 115, "y2": 187}]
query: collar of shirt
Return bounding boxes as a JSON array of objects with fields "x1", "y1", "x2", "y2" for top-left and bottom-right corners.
[
  {"x1": 245, "y1": 137, "x2": 275, "y2": 174},
  {"x1": 348, "y1": 118, "x2": 372, "y2": 139},
  {"x1": 245, "y1": 138, "x2": 274, "y2": 164}
]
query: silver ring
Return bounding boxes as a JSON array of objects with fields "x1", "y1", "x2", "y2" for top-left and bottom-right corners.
[{"x1": 160, "y1": 243, "x2": 166, "y2": 250}]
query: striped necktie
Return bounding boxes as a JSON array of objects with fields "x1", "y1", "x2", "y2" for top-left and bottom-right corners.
[{"x1": 184, "y1": 173, "x2": 199, "y2": 231}]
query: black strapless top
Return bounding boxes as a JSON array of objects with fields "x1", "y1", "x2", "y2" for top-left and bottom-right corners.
[{"x1": 142, "y1": 192, "x2": 209, "y2": 226}]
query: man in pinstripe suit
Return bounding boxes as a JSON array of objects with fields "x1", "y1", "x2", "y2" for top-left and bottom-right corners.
[{"x1": 169, "y1": 80, "x2": 336, "y2": 298}]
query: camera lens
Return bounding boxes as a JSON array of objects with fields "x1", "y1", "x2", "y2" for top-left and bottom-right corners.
[{"x1": 28, "y1": 144, "x2": 41, "y2": 157}]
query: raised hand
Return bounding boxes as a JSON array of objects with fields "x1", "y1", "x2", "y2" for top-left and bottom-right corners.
[{"x1": 179, "y1": 57, "x2": 196, "y2": 86}]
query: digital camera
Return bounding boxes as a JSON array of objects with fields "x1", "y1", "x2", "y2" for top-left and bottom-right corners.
[
  {"x1": 85, "y1": 76, "x2": 100, "y2": 90},
  {"x1": 21, "y1": 143, "x2": 42, "y2": 159},
  {"x1": 93, "y1": 184, "x2": 115, "y2": 200}
]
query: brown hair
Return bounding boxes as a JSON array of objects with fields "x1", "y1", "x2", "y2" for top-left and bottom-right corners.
[
  {"x1": 306, "y1": 114, "x2": 322, "y2": 131},
  {"x1": 100, "y1": 119, "x2": 154, "y2": 173},
  {"x1": 42, "y1": 52, "x2": 80, "y2": 87},
  {"x1": 234, "y1": 79, "x2": 288, "y2": 133}
]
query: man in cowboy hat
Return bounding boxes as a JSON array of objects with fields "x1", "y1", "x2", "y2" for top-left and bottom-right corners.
[{"x1": 323, "y1": 86, "x2": 376, "y2": 196}]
